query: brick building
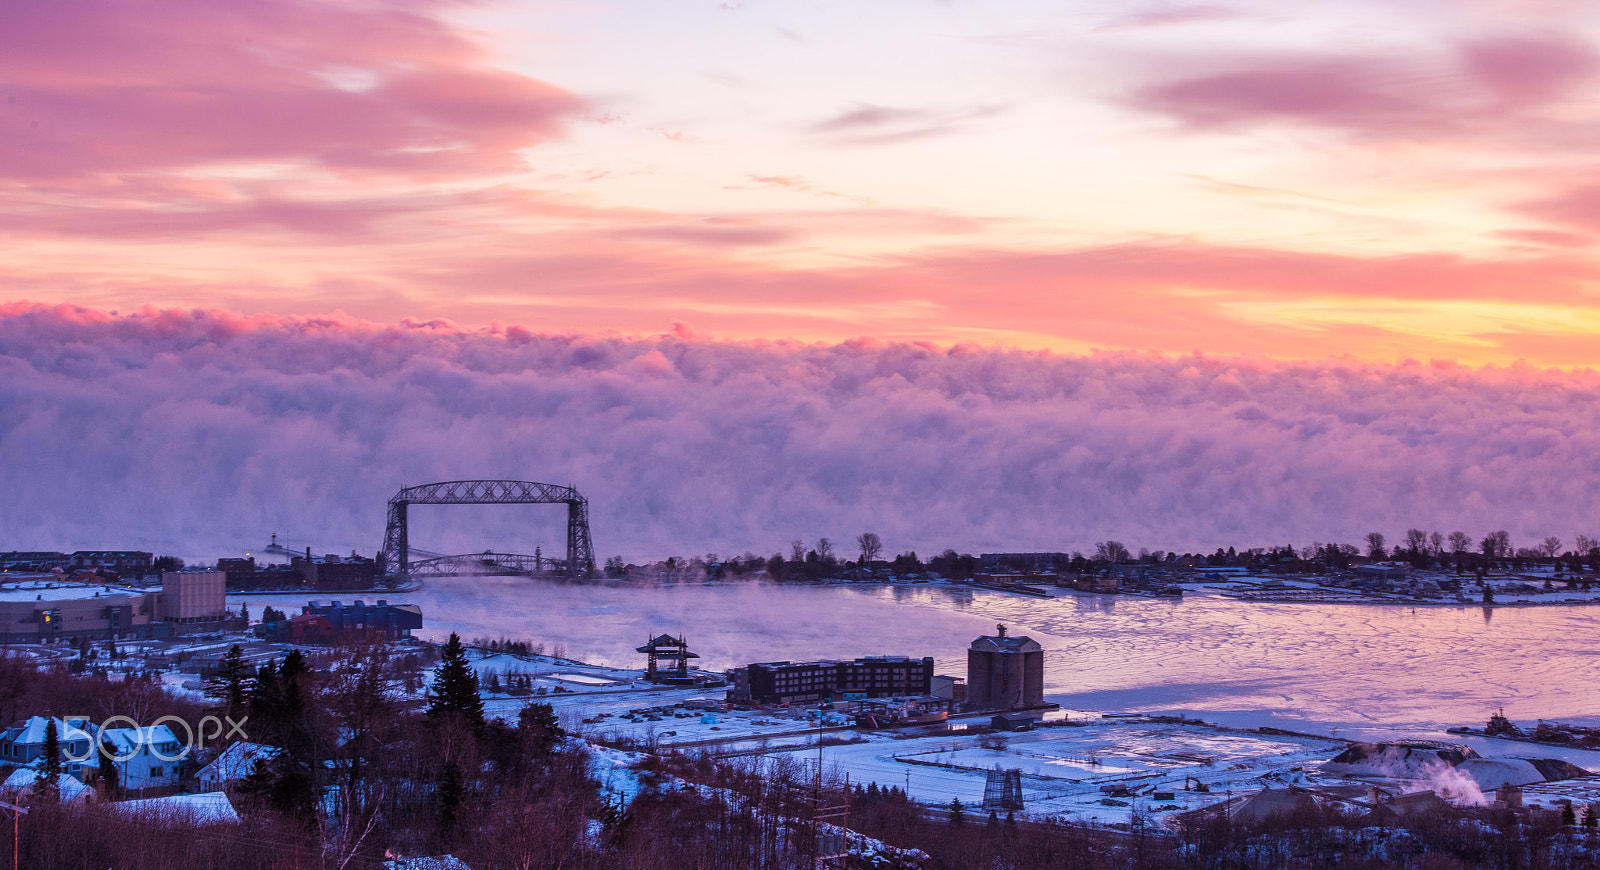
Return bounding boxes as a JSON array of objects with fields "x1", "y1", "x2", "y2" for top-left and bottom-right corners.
[{"x1": 730, "y1": 655, "x2": 935, "y2": 705}]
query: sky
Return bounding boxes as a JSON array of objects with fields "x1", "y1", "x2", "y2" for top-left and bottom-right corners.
[
  {"x1": 4, "y1": 0, "x2": 1600, "y2": 560},
  {"x1": 6, "y1": 0, "x2": 1600, "y2": 363}
]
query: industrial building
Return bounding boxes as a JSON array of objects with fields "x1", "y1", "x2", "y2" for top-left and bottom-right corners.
[
  {"x1": 218, "y1": 552, "x2": 380, "y2": 591},
  {"x1": 0, "y1": 570, "x2": 230, "y2": 643},
  {"x1": 278, "y1": 600, "x2": 423, "y2": 642},
  {"x1": 966, "y1": 624, "x2": 1044, "y2": 711},
  {"x1": 728, "y1": 655, "x2": 935, "y2": 705}
]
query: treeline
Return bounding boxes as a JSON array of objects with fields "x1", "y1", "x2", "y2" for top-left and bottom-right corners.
[{"x1": 603, "y1": 526, "x2": 1600, "y2": 583}]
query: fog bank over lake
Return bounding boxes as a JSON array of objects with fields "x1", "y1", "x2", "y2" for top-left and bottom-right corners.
[{"x1": 239, "y1": 580, "x2": 1599, "y2": 733}]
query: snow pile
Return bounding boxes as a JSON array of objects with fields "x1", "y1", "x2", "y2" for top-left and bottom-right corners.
[{"x1": 1457, "y1": 757, "x2": 1589, "y2": 790}]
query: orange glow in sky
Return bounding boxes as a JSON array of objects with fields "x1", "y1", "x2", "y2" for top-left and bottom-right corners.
[{"x1": 5, "y1": 0, "x2": 1600, "y2": 365}]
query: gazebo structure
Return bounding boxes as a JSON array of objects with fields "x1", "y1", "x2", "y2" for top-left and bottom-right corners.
[{"x1": 637, "y1": 634, "x2": 699, "y2": 684}]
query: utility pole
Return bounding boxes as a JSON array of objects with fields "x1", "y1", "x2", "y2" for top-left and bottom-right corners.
[{"x1": 0, "y1": 800, "x2": 27, "y2": 870}]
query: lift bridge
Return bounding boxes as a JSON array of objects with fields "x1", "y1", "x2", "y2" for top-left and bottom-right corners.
[{"x1": 380, "y1": 480, "x2": 596, "y2": 582}]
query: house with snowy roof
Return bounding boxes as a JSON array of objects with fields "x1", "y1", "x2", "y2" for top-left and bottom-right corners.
[
  {"x1": 196, "y1": 741, "x2": 280, "y2": 792},
  {"x1": 0, "y1": 768, "x2": 91, "y2": 804},
  {"x1": 0, "y1": 716, "x2": 93, "y2": 778},
  {"x1": 93, "y1": 724, "x2": 188, "y2": 794},
  {"x1": 112, "y1": 791, "x2": 239, "y2": 824}
]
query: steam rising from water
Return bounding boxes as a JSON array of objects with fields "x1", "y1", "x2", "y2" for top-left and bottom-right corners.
[{"x1": 5, "y1": 302, "x2": 1600, "y2": 561}]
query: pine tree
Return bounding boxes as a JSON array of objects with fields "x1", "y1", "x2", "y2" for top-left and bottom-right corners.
[
  {"x1": 949, "y1": 796, "x2": 966, "y2": 825},
  {"x1": 39, "y1": 717, "x2": 61, "y2": 778},
  {"x1": 436, "y1": 760, "x2": 466, "y2": 845},
  {"x1": 98, "y1": 737, "x2": 119, "y2": 798},
  {"x1": 205, "y1": 644, "x2": 250, "y2": 721},
  {"x1": 32, "y1": 718, "x2": 62, "y2": 802},
  {"x1": 428, "y1": 633, "x2": 484, "y2": 729},
  {"x1": 517, "y1": 702, "x2": 563, "y2": 758}
]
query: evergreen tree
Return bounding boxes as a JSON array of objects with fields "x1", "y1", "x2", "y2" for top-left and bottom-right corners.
[
  {"x1": 205, "y1": 644, "x2": 250, "y2": 721},
  {"x1": 39, "y1": 717, "x2": 61, "y2": 778},
  {"x1": 428, "y1": 633, "x2": 484, "y2": 729},
  {"x1": 249, "y1": 660, "x2": 282, "y2": 742},
  {"x1": 949, "y1": 797, "x2": 965, "y2": 825},
  {"x1": 517, "y1": 702, "x2": 564, "y2": 758},
  {"x1": 436, "y1": 760, "x2": 466, "y2": 845},
  {"x1": 98, "y1": 737, "x2": 119, "y2": 798},
  {"x1": 32, "y1": 718, "x2": 61, "y2": 802}
]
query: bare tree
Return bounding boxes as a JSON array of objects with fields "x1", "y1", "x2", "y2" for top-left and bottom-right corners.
[
  {"x1": 856, "y1": 532, "x2": 883, "y2": 564},
  {"x1": 1577, "y1": 534, "x2": 1599, "y2": 555},
  {"x1": 1404, "y1": 529, "x2": 1428, "y2": 556},
  {"x1": 791, "y1": 540, "x2": 806, "y2": 563},
  {"x1": 1448, "y1": 531, "x2": 1473, "y2": 555},
  {"x1": 1482, "y1": 530, "x2": 1511, "y2": 559},
  {"x1": 1429, "y1": 531, "x2": 1445, "y2": 557},
  {"x1": 1365, "y1": 532, "x2": 1387, "y2": 560},
  {"x1": 1095, "y1": 541, "x2": 1130, "y2": 563},
  {"x1": 816, "y1": 537, "x2": 834, "y2": 562},
  {"x1": 1541, "y1": 536, "x2": 1563, "y2": 558}
]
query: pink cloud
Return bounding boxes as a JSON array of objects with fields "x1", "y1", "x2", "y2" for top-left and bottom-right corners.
[
  {"x1": 1513, "y1": 182, "x2": 1600, "y2": 231},
  {"x1": 1131, "y1": 56, "x2": 1445, "y2": 133},
  {"x1": 1126, "y1": 33, "x2": 1600, "y2": 140},
  {"x1": 0, "y1": 0, "x2": 583, "y2": 181},
  {"x1": 3, "y1": 303, "x2": 1599, "y2": 563},
  {"x1": 1459, "y1": 33, "x2": 1598, "y2": 102}
]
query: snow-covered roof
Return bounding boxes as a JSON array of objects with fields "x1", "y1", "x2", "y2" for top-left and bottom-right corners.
[
  {"x1": 1, "y1": 769, "x2": 90, "y2": 802},
  {"x1": 6, "y1": 715, "x2": 91, "y2": 745},
  {"x1": 113, "y1": 792, "x2": 239, "y2": 824},
  {"x1": 383, "y1": 856, "x2": 472, "y2": 870},
  {"x1": 1457, "y1": 757, "x2": 1588, "y2": 790},
  {"x1": 197, "y1": 741, "x2": 280, "y2": 785},
  {"x1": 0, "y1": 583, "x2": 143, "y2": 603},
  {"x1": 99, "y1": 724, "x2": 180, "y2": 755}
]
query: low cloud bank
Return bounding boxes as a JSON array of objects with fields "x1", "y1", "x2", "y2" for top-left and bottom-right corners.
[{"x1": 3, "y1": 303, "x2": 1598, "y2": 563}]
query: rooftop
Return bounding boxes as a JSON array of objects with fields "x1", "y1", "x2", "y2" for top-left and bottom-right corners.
[{"x1": 0, "y1": 582, "x2": 145, "y2": 603}]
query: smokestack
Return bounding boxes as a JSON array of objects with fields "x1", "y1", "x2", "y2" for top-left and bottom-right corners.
[{"x1": 997, "y1": 624, "x2": 1006, "y2": 638}]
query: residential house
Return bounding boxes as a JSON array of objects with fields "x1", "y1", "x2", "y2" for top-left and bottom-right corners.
[
  {"x1": 0, "y1": 769, "x2": 91, "y2": 804},
  {"x1": 97, "y1": 724, "x2": 187, "y2": 793},
  {"x1": 196, "y1": 741, "x2": 280, "y2": 792},
  {"x1": 0, "y1": 716, "x2": 93, "y2": 778}
]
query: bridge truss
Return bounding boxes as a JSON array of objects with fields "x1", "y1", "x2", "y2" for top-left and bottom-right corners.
[{"x1": 381, "y1": 480, "x2": 595, "y2": 581}]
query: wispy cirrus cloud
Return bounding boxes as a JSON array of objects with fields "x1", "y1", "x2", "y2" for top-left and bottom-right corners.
[{"x1": 805, "y1": 102, "x2": 1007, "y2": 146}]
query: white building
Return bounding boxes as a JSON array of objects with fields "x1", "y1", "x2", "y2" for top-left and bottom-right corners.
[
  {"x1": 96, "y1": 724, "x2": 185, "y2": 792},
  {"x1": 196, "y1": 741, "x2": 279, "y2": 792}
]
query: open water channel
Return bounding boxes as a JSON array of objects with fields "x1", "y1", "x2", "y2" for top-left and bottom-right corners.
[{"x1": 236, "y1": 579, "x2": 1600, "y2": 738}]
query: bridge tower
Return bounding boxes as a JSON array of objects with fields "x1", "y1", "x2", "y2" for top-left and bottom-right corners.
[{"x1": 380, "y1": 480, "x2": 596, "y2": 582}]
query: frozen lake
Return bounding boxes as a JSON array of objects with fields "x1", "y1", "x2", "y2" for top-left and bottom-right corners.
[{"x1": 236, "y1": 579, "x2": 1600, "y2": 735}]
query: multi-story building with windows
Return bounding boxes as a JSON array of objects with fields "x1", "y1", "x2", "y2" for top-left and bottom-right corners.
[{"x1": 728, "y1": 655, "x2": 935, "y2": 705}]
